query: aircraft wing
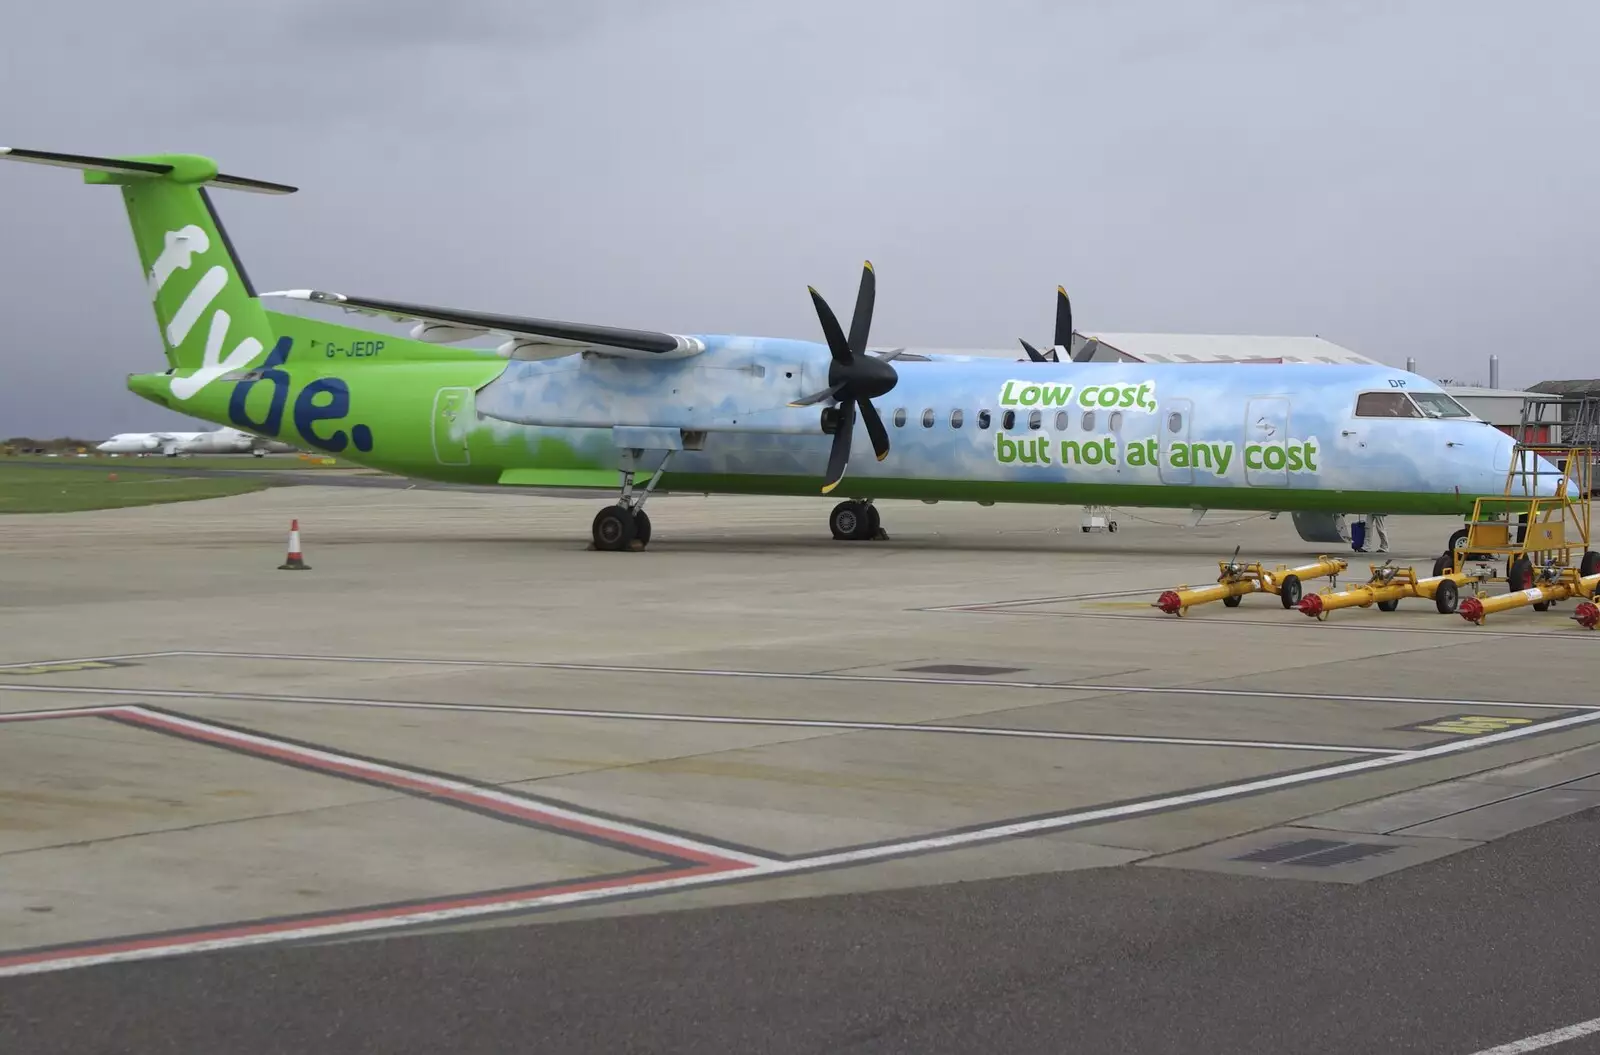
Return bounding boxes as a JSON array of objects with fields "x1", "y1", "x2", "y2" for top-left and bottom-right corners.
[{"x1": 260, "y1": 289, "x2": 707, "y2": 361}]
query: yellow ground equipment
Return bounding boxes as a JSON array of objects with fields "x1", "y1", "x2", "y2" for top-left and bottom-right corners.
[
  {"x1": 1155, "y1": 548, "x2": 1347, "y2": 616},
  {"x1": 1296, "y1": 561, "x2": 1483, "y2": 619},
  {"x1": 1457, "y1": 566, "x2": 1600, "y2": 625}
]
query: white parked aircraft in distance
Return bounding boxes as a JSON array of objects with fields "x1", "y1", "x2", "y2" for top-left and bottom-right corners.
[{"x1": 96, "y1": 427, "x2": 297, "y2": 457}]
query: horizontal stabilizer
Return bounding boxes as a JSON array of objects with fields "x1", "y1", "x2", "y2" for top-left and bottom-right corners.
[
  {"x1": 261, "y1": 289, "x2": 707, "y2": 360},
  {"x1": 0, "y1": 147, "x2": 297, "y2": 194}
]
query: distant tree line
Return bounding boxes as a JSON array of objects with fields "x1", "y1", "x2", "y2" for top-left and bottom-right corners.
[{"x1": 2, "y1": 436, "x2": 101, "y2": 454}]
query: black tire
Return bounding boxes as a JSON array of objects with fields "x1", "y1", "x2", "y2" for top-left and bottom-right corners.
[
  {"x1": 1451, "y1": 526, "x2": 1492, "y2": 563},
  {"x1": 1377, "y1": 598, "x2": 1400, "y2": 612},
  {"x1": 632, "y1": 509, "x2": 652, "y2": 548},
  {"x1": 1222, "y1": 594, "x2": 1243, "y2": 608},
  {"x1": 1582, "y1": 551, "x2": 1600, "y2": 578},
  {"x1": 825, "y1": 499, "x2": 864, "y2": 541},
  {"x1": 864, "y1": 504, "x2": 881, "y2": 539},
  {"x1": 1508, "y1": 555, "x2": 1534, "y2": 593},
  {"x1": 592, "y1": 506, "x2": 636, "y2": 551},
  {"x1": 1278, "y1": 574, "x2": 1303, "y2": 609},
  {"x1": 1434, "y1": 578, "x2": 1460, "y2": 614},
  {"x1": 1108, "y1": 521, "x2": 1119, "y2": 533},
  {"x1": 1432, "y1": 552, "x2": 1453, "y2": 578}
]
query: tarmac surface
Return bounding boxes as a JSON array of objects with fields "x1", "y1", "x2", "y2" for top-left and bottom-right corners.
[{"x1": 2, "y1": 487, "x2": 1598, "y2": 1052}]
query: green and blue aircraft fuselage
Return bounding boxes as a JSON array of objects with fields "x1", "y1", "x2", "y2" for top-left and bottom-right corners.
[{"x1": 0, "y1": 147, "x2": 1553, "y2": 549}]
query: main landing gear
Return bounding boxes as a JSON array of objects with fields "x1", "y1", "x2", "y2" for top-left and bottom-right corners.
[
  {"x1": 829, "y1": 499, "x2": 888, "y2": 541},
  {"x1": 590, "y1": 451, "x2": 673, "y2": 552}
]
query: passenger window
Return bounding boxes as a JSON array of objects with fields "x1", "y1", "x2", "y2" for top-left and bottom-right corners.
[
  {"x1": 1109, "y1": 411, "x2": 1123, "y2": 431},
  {"x1": 977, "y1": 410, "x2": 992, "y2": 430},
  {"x1": 1055, "y1": 411, "x2": 1069, "y2": 431},
  {"x1": 1002, "y1": 410, "x2": 1016, "y2": 430},
  {"x1": 1028, "y1": 410, "x2": 1042, "y2": 430},
  {"x1": 1354, "y1": 391, "x2": 1422, "y2": 418},
  {"x1": 950, "y1": 409, "x2": 964, "y2": 429},
  {"x1": 922, "y1": 408, "x2": 935, "y2": 428},
  {"x1": 1082, "y1": 410, "x2": 1096, "y2": 431},
  {"x1": 893, "y1": 408, "x2": 906, "y2": 428},
  {"x1": 1167, "y1": 411, "x2": 1184, "y2": 433}
]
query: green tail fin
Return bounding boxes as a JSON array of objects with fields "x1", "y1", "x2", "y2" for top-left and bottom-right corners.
[{"x1": 0, "y1": 148, "x2": 294, "y2": 402}]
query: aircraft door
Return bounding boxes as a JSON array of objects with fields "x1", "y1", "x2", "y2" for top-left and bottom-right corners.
[
  {"x1": 431, "y1": 387, "x2": 474, "y2": 466},
  {"x1": 1157, "y1": 398, "x2": 1194, "y2": 484},
  {"x1": 1245, "y1": 397, "x2": 1290, "y2": 487}
]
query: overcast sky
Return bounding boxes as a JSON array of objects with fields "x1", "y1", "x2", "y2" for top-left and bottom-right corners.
[{"x1": 3, "y1": 0, "x2": 1596, "y2": 436}]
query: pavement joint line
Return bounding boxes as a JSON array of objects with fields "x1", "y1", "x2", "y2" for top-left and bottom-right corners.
[
  {"x1": 5, "y1": 698, "x2": 1600, "y2": 978},
  {"x1": 103, "y1": 649, "x2": 1596, "y2": 712},
  {"x1": 0, "y1": 684, "x2": 1409, "y2": 755}
]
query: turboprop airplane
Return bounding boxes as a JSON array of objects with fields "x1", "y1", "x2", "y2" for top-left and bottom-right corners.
[
  {"x1": 97, "y1": 426, "x2": 296, "y2": 457},
  {"x1": 0, "y1": 147, "x2": 1560, "y2": 554}
]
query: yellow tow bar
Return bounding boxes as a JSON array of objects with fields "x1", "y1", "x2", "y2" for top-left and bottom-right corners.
[
  {"x1": 1458, "y1": 572, "x2": 1600, "y2": 626},
  {"x1": 1155, "y1": 550, "x2": 1348, "y2": 616},
  {"x1": 1296, "y1": 563, "x2": 1481, "y2": 620}
]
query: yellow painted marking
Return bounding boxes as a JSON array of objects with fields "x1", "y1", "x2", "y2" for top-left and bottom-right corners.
[
  {"x1": 1, "y1": 660, "x2": 118, "y2": 676},
  {"x1": 1412, "y1": 715, "x2": 1535, "y2": 736}
]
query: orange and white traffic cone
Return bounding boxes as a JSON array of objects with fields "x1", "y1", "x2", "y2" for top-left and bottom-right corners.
[{"x1": 278, "y1": 519, "x2": 311, "y2": 570}]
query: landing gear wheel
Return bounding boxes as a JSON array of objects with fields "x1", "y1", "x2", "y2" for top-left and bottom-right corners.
[
  {"x1": 829, "y1": 501, "x2": 873, "y2": 541},
  {"x1": 1582, "y1": 550, "x2": 1600, "y2": 578},
  {"x1": 1222, "y1": 594, "x2": 1243, "y2": 608},
  {"x1": 864, "y1": 503, "x2": 881, "y2": 539},
  {"x1": 1278, "y1": 574, "x2": 1303, "y2": 609},
  {"x1": 1434, "y1": 578, "x2": 1460, "y2": 614},
  {"x1": 591, "y1": 506, "x2": 637, "y2": 552},
  {"x1": 1377, "y1": 598, "x2": 1400, "y2": 612},
  {"x1": 632, "y1": 509, "x2": 652, "y2": 548}
]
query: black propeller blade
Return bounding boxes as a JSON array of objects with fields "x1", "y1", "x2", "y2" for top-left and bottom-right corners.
[
  {"x1": 1019, "y1": 286, "x2": 1101, "y2": 362},
  {"x1": 802, "y1": 261, "x2": 899, "y2": 494}
]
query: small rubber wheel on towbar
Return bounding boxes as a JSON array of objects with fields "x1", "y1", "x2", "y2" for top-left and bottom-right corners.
[
  {"x1": 1509, "y1": 555, "x2": 1534, "y2": 592},
  {"x1": 1377, "y1": 599, "x2": 1400, "y2": 612},
  {"x1": 1223, "y1": 594, "x2": 1243, "y2": 607},
  {"x1": 1278, "y1": 574, "x2": 1303, "y2": 609},
  {"x1": 1434, "y1": 579, "x2": 1460, "y2": 614},
  {"x1": 1582, "y1": 550, "x2": 1600, "y2": 578},
  {"x1": 1433, "y1": 552, "x2": 1453, "y2": 578}
]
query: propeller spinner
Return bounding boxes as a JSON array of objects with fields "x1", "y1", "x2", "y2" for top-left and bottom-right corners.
[{"x1": 790, "y1": 261, "x2": 899, "y2": 494}]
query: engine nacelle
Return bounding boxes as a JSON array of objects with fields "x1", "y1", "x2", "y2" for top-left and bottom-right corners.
[
  {"x1": 411, "y1": 322, "x2": 490, "y2": 344},
  {"x1": 1290, "y1": 510, "x2": 1347, "y2": 544}
]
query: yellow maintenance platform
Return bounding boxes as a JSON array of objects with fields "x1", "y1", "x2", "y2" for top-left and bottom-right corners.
[{"x1": 1437, "y1": 393, "x2": 1600, "y2": 625}]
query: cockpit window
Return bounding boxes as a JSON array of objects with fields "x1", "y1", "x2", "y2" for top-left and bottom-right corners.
[
  {"x1": 1409, "y1": 392, "x2": 1474, "y2": 419},
  {"x1": 1354, "y1": 391, "x2": 1422, "y2": 418}
]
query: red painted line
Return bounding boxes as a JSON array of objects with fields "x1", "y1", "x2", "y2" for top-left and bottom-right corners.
[
  {"x1": 0, "y1": 863, "x2": 736, "y2": 971},
  {"x1": 110, "y1": 710, "x2": 751, "y2": 868}
]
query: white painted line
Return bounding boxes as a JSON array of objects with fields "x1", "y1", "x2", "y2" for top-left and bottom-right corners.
[
  {"x1": 1464, "y1": 1015, "x2": 1600, "y2": 1054},
  {"x1": 0, "y1": 683, "x2": 1404, "y2": 755},
  {"x1": 152, "y1": 650, "x2": 1597, "y2": 712},
  {"x1": 983, "y1": 606, "x2": 1595, "y2": 641},
  {"x1": 5, "y1": 698, "x2": 1599, "y2": 979},
  {"x1": 0, "y1": 651, "x2": 178, "y2": 670},
  {"x1": 0, "y1": 705, "x2": 125, "y2": 722}
]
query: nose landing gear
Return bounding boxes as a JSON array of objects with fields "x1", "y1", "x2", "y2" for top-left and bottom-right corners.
[{"x1": 829, "y1": 499, "x2": 886, "y2": 541}]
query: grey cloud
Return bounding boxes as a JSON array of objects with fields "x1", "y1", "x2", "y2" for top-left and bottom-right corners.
[{"x1": 2, "y1": 0, "x2": 1598, "y2": 436}]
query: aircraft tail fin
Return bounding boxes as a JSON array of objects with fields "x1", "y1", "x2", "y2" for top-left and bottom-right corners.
[{"x1": 0, "y1": 148, "x2": 293, "y2": 400}]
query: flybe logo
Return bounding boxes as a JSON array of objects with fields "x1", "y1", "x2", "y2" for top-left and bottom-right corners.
[
  {"x1": 149, "y1": 225, "x2": 373, "y2": 453},
  {"x1": 150, "y1": 225, "x2": 265, "y2": 400},
  {"x1": 226, "y1": 338, "x2": 374, "y2": 454}
]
